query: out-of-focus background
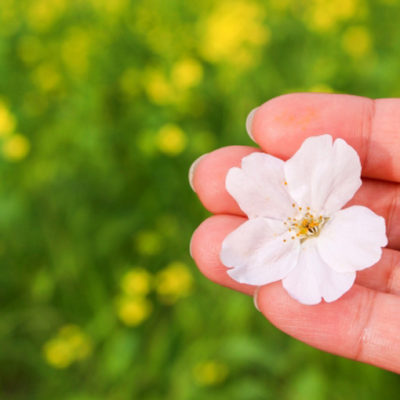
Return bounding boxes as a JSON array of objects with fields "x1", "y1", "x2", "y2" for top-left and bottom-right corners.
[{"x1": 1, "y1": 0, "x2": 400, "y2": 398}]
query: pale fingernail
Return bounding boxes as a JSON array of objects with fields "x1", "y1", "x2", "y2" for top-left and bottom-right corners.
[
  {"x1": 189, "y1": 231, "x2": 195, "y2": 259},
  {"x1": 188, "y1": 153, "x2": 208, "y2": 192},
  {"x1": 253, "y1": 286, "x2": 261, "y2": 312},
  {"x1": 246, "y1": 107, "x2": 258, "y2": 141}
]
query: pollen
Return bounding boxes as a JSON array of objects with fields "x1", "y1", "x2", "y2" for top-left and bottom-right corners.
[
  {"x1": 284, "y1": 181, "x2": 287, "y2": 185},
  {"x1": 285, "y1": 209, "x2": 328, "y2": 243}
]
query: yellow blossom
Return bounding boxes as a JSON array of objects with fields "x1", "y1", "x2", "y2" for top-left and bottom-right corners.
[
  {"x1": 156, "y1": 124, "x2": 187, "y2": 156},
  {"x1": 342, "y1": 26, "x2": 372, "y2": 58},
  {"x1": 90, "y1": 0, "x2": 128, "y2": 17},
  {"x1": 32, "y1": 62, "x2": 61, "y2": 92},
  {"x1": 193, "y1": 361, "x2": 229, "y2": 386},
  {"x1": 121, "y1": 268, "x2": 152, "y2": 296},
  {"x1": 0, "y1": 102, "x2": 16, "y2": 136},
  {"x1": 171, "y1": 58, "x2": 203, "y2": 90},
  {"x1": 3, "y1": 134, "x2": 30, "y2": 161},
  {"x1": 43, "y1": 338, "x2": 74, "y2": 369},
  {"x1": 144, "y1": 69, "x2": 174, "y2": 105},
  {"x1": 308, "y1": 84, "x2": 334, "y2": 93},
  {"x1": 61, "y1": 28, "x2": 91, "y2": 76},
  {"x1": 116, "y1": 296, "x2": 152, "y2": 326},
  {"x1": 58, "y1": 325, "x2": 92, "y2": 361},
  {"x1": 200, "y1": 1, "x2": 269, "y2": 66},
  {"x1": 27, "y1": 0, "x2": 66, "y2": 32},
  {"x1": 43, "y1": 324, "x2": 92, "y2": 369},
  {"x1": 135, "y1": 230, "x2": 162, "y2": 256},
  {"x1": 155, "y1": 261, "x2": 193, "y2": 304},
  {"x1": 306, "y1": 0, "x2": 360, "y2": 32}
]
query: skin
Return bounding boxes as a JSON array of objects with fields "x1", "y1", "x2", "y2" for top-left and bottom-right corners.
[{"x1": 190, "y1": 93, "x2": 400, "y2": 374}]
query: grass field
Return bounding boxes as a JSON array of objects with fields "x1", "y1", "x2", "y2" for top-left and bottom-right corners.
[{"x1": 1, "y1": 0, "x2": 400, "y2": 398}]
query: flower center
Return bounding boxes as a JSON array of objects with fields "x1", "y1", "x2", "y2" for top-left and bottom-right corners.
[{"x1": 283, "y1": 205, "x2": 328, "y2": 243}]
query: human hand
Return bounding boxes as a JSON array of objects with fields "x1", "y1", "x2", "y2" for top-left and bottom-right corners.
[{"x1": 190, "y1": 93, "x2": 400, "y2": 374}]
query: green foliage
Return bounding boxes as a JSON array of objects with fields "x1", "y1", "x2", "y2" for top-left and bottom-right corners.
[{"x1": 0, "y1": 0, "x2": 399, "y2": 398}]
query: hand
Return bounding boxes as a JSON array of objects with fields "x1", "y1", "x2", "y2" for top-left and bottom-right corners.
[{"x1": 190, "y1": 93, "x2": 400, "y2": 374}]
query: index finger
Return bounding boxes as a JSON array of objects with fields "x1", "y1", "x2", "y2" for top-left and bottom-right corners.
[{"x1": 249, "y1": 93, "x2": 400, "y2": 182}]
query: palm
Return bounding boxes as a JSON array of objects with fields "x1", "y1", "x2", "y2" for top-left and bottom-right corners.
[{"x1": 190, "y1": 93, "x2": 400, "y2": 374}]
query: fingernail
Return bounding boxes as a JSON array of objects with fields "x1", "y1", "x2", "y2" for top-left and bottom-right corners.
[
  {"x1": 189, "y1": 231, "x2": 195, "y2": 259},
  {"x1": 188, "y1": 153, "x2": 208, "y2": 192},
  {"x1": 246, "y1": 107, "x2": 258, "y2": 141},
  {"x1": 253, "y1": 286, "x2": 261, "y2": 312}
]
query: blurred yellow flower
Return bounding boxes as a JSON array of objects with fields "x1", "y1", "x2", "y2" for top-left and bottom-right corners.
[
  {"x1": 62, "y1": 28, "x2": 91, "y2": 76},
  {"x1": 342, "y1": 26, "x2": 372, "y2": 58},
  {"x1": 155, "y1": 261, "x2": 193, "y2": 304},
  {"x1": 43, "y1": 324, "x2": 92, "y2": 369},
  {"x1": 90, "y1": 0, "x2": 128, "y2": 17},
  {"x1": 308, "y1": 83, "x2": 334, "y2": 93},
  {"x1": 306, "y1": 0, "x2": 361, "y2": 32},
  {"x1": 121, "y1": 268, "x2": 152, "y2": 297},
  {"x1": 3, "y1": 134, "x2": 30, "y2": 161},
  {"x1": 27, "y1": 0, "x2": 66, "y2": 32},
  {"x1": 200, "y1": 1, "x2": 269, "y2": 66},
  {"x1": 32, "y1": 62, "x2": 61, "y2": 92},
  {"x1": 135, "y1": 230, "x2": 162, "y2": 256},
  {"x1": 58, "y1": 325, "x2": 92, "y2": 361},
  {"x1": 0, "y1": 102, "x2": 16, "y2": 136},
  {"x1": 43, "y1": 337, "x2": 74, "y2": 369},
  {"x1": 144, "y1": 69, "x2": 174, "y2": 105},
  {"x1": 193, "y1": 361, "x2": 229, "y2": 386},
  {"x1": 116, "y1": 296, "x2": 153, "y2": 326},
  {"x1": 171, "y1": 58, "x2": 203, "y2": 90},
  {"x1": 156, "y1": 124, "x2": 187, "y2": 156}
]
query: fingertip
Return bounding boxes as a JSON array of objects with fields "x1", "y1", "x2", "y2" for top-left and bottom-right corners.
[
  {"x1": 191, "y1": 146, "x2": 259, "y2": 214},
  {"x1": 190, "y1": 215, "x2": 255, "y2": 295}
]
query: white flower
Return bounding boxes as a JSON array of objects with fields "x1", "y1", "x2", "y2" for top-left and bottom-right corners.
[{"x1": 220, "y1": 135, "x2": 388, "y2": 305}]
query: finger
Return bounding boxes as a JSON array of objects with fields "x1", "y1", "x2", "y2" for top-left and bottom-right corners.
[
  {"x1": 192, "y1": 147, "x2": 400, "y2": 249},
  {"x1": 190, "y1": 214, "x2": 255, "y2": 296},
  {"x1": 356, "y1": 249, "x2": 400, "y2": 295},
  {"x1": 256, "y1": 283, "x2": 400, "y2": 373},
  {"x1": 250, "y1": 93, "x2": 400, "y2": 182},
  {"x1": 191, "y1": 146, "x2": 259, "y2": 215},
  {"x1": 190, "y1": 215, "x2": 400, "y2": 297}
]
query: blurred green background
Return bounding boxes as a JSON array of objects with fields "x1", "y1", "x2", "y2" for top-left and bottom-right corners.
[{"x1": 0, "y1": 0, "x2": 400, "y2": 398}]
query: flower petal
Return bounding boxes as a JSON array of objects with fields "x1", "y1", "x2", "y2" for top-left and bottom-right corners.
[
  {"x1": 317, "y1": 206, "x2": 388, "y2": 273},
  {"x1": 282, "y1": 239, "x2": 356, "y2": 305},
  {"x1": 220, "y1": 218, "x2": 300, "y2": 285},
  {"x1": 226, "y1": 152, "x2": 296, "y2": 220},
  {"x1": 284, "y1": 135, "x2": 362, "y2": 215}
]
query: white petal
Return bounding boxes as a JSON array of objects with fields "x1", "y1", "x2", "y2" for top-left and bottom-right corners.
[
  {"x1": 282, "y1": 240, "x2": 356, "y2": 305},
  {"x1": 226, "y1": 153, "x2": 296, "y2": 220},
  {"x1": 317, "y1": 206, "x2": 388, "y2": 273},
  {"x1": 220, "y1": 218, "x2": 300, "y2": 285},
  {"x1": 284, "y1": 135, "x2": 362, "y2": 215}
]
